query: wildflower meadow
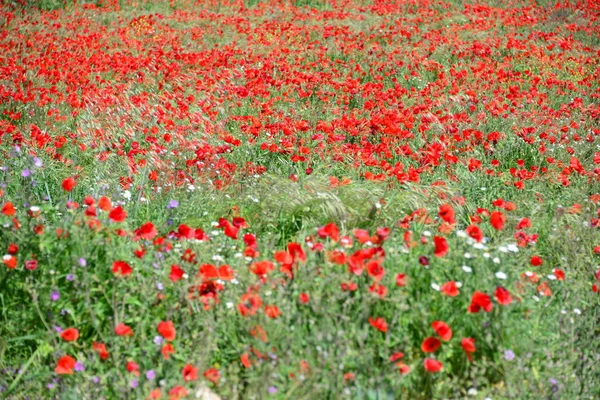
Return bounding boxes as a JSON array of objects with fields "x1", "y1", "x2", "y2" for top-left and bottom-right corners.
[{"x1": 0, "y1": 0, "x2": 599, "y2": 398}]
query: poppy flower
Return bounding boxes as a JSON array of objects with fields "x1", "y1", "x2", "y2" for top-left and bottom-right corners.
[
  {"x1": 136, "y1": 222, "x2": 157, "y2": 240},
  {"x1": 461, "y1": 338, "x2": 476, "y2": 361},
  {"x1": 157, "y1": 321, "x2": 176, "y2": 341},
  {"x1": 55, "y1": 355, "x2": 77, "y2": 374},
  {"x1": 423, "y1": 358, "x2": 443, "y2": 373},
  {"x1": 468, "y1": 291, "x2": 493, "y2": 313},
  {"x1": 60, "y1": 328, "x2": 79, "y2": 342},
  {"x1": 368, "y1": 317, "x2": 388, "y2": 333},
  {"x1": 241, "y1": 353, "x2": 252, "y2": 368},
  {"x1": 530, "y1": 256, "x2": 543, "y2": 266},
  {"x1": 218, "y1": 264, "x2": 235, "y2": 280},
  {"x1": 249, "y1": 260, "x2": 274, "y2": 276},
  {"x1": 168, "y1": 386, "x2": 187, "y2": 400},
  {"x1": 396, "y1": 273, "x2": 407, "y2": 287},
  {"x1": 126, "y1": 361, "x2": 140, "y2": 376},
  {"x1": 516, "y1": 217, "x2": 531, "y2": 229},
  {"x1": 115, "y1": 323, "x2": 133, "y2": 336},
  {"x1": 465, "y1": 225, "x2": 484, "y2": 242},
  {"x1": 182, "y1": 364, "x2": 198, "y2": 381},
  {"x1": 108, "y1": 206, "x2": 127, "y2": 222},
  {"x1": 62, "y1": 177, "x2": 76, "y2": 192},
  {"x1": 389, "y1": 352, "x2": 404, "y2": 362},
  {"x1": 495, "y1": 286, "x2": 512, "y2": 305},
  {"x1": 433, "y1": 236, "x2": 448, "y2": 257},
  {"x1": 98, "y1": 196, "x2": 112, "y2": 211},
  {"x1": 317, "y1": 222, "x2": 340, "y2": 242},
  {"x1": 431, "y1": 321, "x2": 452, "y2": 341},
  {"x1": 2, "y1": 202, "x2": 16, "y2": 216},
  {"x1": 93, "y1": 342, "x2": 109, "y2": 360},
  {"x1": 169, "y1": 265, "x2": 185, "y2": 282},
  {"x1": 3, "y1": 255, "x2": 17, "y2": 269},
  {"x1": 490, "y1": 211, "x2": 506, "y2": 230},
  {"x1": 264, "y1": 305, "x2": 281, "y2": 319},
  {"x1": 439, "y1": 203, "x2": 456, "y2": 224},
  {"x1": 238, "y1": 293, "x2": 262, "y2": 317},
  {"x1": 161, "y1": 343, "x2": 175, "y2": 360},
  {"x1": 112, "y1": 260, "x2": 133, "y2": 277},
  {"x1": 299, "y1": 293, "x2": 310, "y2": 304},
  {"x1": 396, "y1": 362, "x2": 410, "y2": 374},
  {"x1": 440, "y1": 281, "x2": 459, "y2": 297},
  {"x1": 421, "y1": 337, "x2": 441, "y2": 352},
  {"x1": 203, "y1": 368, "x2": 220, "y2": 384}
]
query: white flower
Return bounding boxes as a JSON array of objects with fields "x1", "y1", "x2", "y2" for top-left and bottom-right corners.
[
  {"x1": 30, "y1": 206, "x2": 40, "y2": 212},
  {"x1": 457, "y1": 230, "x2": 467, "y2": 238},
  {"x1": 498, "y1": 246, "x2": 508, "y2": 253},
  {"x1": 431, "y1": 283, "x2": 440, "y2": 291},
  {"x1": 507, "y1": 244, "x2": 519, "y2": 252},
  {"x1": 495, "y1": 271, "x2": 507, "y2": 280},
  {"x1": 547, "y1": 274, "x2": 556, "y2": 281},
  {"x1": 464, "y1": 252, "x2": 472, "y2": 259},
  {"x1": 532, "y1": 295, "x2": 540, "y2": 302},
  {"x1": 462, "y1": 265, "x2": 472, "y2": 273},
  {"x1": 493, "y1": 257, "x2": 500, "y2": 264},
  {"x1": 574, "y1": 308, "x2": 581, "y2": 315},
  {"x1": 423, "y1": 230, "x2": 432, "y2": 237}
]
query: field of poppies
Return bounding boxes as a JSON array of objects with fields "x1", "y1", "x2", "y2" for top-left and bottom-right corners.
[{"x1": 0, "y1": 0, "x2": 599, "y2": 398}]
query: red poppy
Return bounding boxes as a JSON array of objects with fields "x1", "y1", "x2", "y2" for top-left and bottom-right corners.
[
  {"x1": 162, "y1": 343, "x2": 175, "y2": 360},
  {"x1": 2, "y1": 202, "x2": 16, "y2": 216},
  {"x1": 55, "y1": 355, "x2": 77, "y2": 375},
  {"x1": 136, "y1": 222, "x2": 157, "y2": 240},
  {"x1": 421, "y1": 337, "x2": 441, "y2": 353},
  {"x1": 468, "y1": 291, "x2": 493, "y2": 313},
  {"x1": 431, "y1": 321, "x2": 452, "y2": 341},
  {"x1": 241, "y1": 353, "x2": 252, "y2": 368},
  {"x1": 126, "y1": 361, "x2": 140, "y2": 376},
  {"x1": 433, "y1": 236, "x2": 449, "y2": 257},
  {"x1": 157, "y1": 321, "x2": 176, "y2": 341},
  {"x1": 495, "y1": 286, "x2": 512, "y2": 305},
  {"x1": 249, "y1": 260, "x2": 274, "y2": 276},
  {"x1": 317, "y1": 222, "x2": 340, "y2": 242},
  {"x1": 203, "y1": 368, "x2": 220, "y2": 384},
  {"x1": 439, "y1": 203, "x2": 456, "y2": 224},
  {"x1": 368, "y1": 317, "x2": 388, "y2": 333},
  {"x1": 490, "y1": 211, "x2": 506, "y2": 230},
  {"x1": 299, "y1": 293, "x2": 310, "y2": 304},
  {"x1": 98, "y1": 196, "x2": 112, "y2": 211},
  {"x1": 238, "y1": 293, "x2": 262, "y2": 317},
  {"x1": 3, "y1": 255, "x2": 17, "y2": 269},
  {"x1": 169, "y1": 265, "x2": 185, "y2": 282},
  {"x1": 108, "y1": 206, "x2": 127, "y2": 222},
  {"x1": 530, "y1": 256, "x2": 543, "y2": 266},
  {"x1": 112, "y1": 260, "x2": 133, "y2": 277},
  {"x1": 218, "y1": 265, "x2": 235, "y2": 280},
  {"x1": 93, "y1": 342, "x2": 109, "y2": 360},
  {"x1": 440, "y1": 281, "x2": 459, "y2": 297},
  {"x1": 396, "y1": 273, "x2": 407, "y2": 287},
  {"x1": 461, "y1": 338, "x2": 476, "y2": 361},
  {"x1": 389, "y1": 352, "x2": 404, "y2": 362},
  {"x1": 62, "y1": 177, "x2": 76, "y2": 192},
  {"x1": 182, "y1": 364, "x2": 198, "y2": 381},
  {"x1": 115, "y1": 323, "x2": 133, "y2": 336},
  {"x1": 465, "y1": 225, "x2": 484, "y2": 242},
  {"x1": 168, "y1": 386, "x2": 187, "y2": 400},
  {"x1": 60, "y1": 328, "x2": 79, "y2": 342},
  {"x1": 423, "y1": 358, "x2": 443, "y2": 373},
  {"x1": 264, "y1": 305, "x2": 281, "y2": 319}
]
